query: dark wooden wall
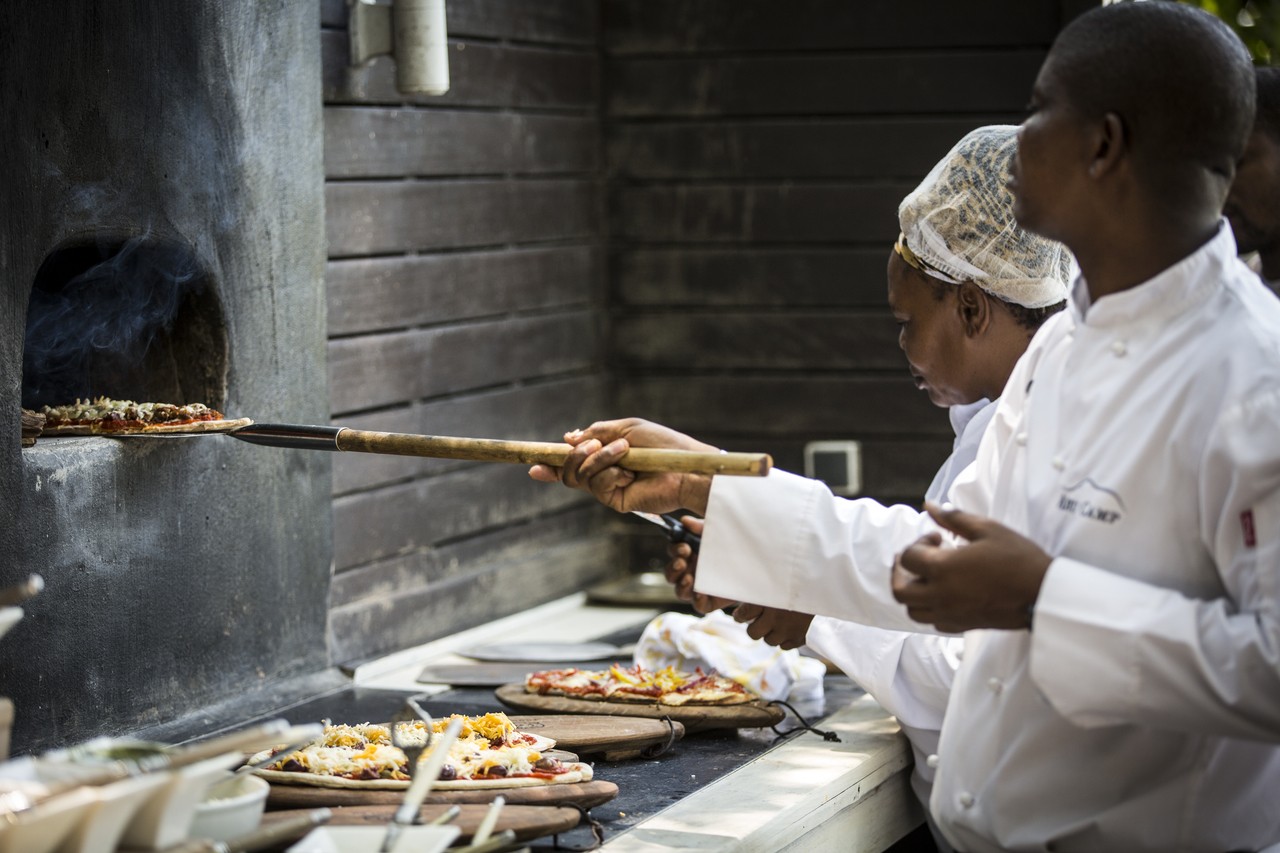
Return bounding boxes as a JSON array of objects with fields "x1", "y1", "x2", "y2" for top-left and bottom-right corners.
[
  {"x1": 318, "y1": 0, "x2": 1096, "y2": 660},
  {"x1": 320, "y1": 0, "x2": 615, "y2": 664},
  {"x1": 604, "y1": 0, "x2": 1092, "y2": 518}
]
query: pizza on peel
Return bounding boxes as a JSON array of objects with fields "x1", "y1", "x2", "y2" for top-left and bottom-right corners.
[
  {"x1": 39, "y1": 397, "x2": 251, "y2": 435},
  {"x1": 526, "y1": 663, "x2": 754, "y2": 706},
  {"x1": 250, "y1": 712, "x2": 592, "y2": 791}
]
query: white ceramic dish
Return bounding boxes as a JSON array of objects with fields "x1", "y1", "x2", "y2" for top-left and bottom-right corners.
[
  {"x1": 285, "y1": 825, "x2": 460, "y2": 853},
  {"x1": 0, "y1": 785, "x2": 97, "y2": 853},
  {"x1": 56, "y1": 771, "x2": 170, "y2": 853},
  {"x1": 187, "y1": 772, "x2": 268, "y2": 843},
  {"x1": 116, "y1": 752, "x2": 241, "y2": 850}
]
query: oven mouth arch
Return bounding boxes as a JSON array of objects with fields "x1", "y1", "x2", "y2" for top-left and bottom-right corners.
[{"x1": 21, "y1": 235, "x2": 229, "y2": 413}]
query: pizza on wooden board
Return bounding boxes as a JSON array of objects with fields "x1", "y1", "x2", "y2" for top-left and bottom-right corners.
[
  {"x1": 250, "y1": 713, "x2": 592, "y2": 791},
  {"x1": 526, "y1": 663, "x2": 755, "y2": 706},
  {"x1": 39, "y1": 397, "x2": 252, "y2": 435}
]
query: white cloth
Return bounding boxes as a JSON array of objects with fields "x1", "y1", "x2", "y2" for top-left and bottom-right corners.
[
  {"x1": 805, "y1": 398, "x2": 991, "y2": 813},
  {"x1": 697, "y1": 223, "x2": 1280, "y2": 852},
  {"x1": 633, "y1": 610, "x2": 826, "y2": 709}
]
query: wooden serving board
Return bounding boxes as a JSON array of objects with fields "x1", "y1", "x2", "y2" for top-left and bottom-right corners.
[
  {"x1": 495, "y1": 684, "x2": 785, "y2": 733},
  {"x1": 262, "y1": 803, "x2": 581, "y2": 843},
  {"x1": 507, "y1": 714, "x2": 685, "y2": 760},
  {"x1": 265, "y1": 779, "x2": 618, "y2": 811}
]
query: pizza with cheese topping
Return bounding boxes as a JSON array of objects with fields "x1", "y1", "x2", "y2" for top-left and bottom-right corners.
[
  {"x1": 249, "y1": 713, "x2": 592, "y2": 790},
  {"x1": 526, "y1": 663, "x2": 754, "y2": 706},
  {"x1": 39, "y1": 397, "x2": 251, "y2": 435}
]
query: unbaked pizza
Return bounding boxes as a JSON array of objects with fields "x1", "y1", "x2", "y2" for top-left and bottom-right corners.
[
  {"x1": 526, "y1": 663, "x2": 754, "y2": 706},
  {"x1": 250, "y1": 713, "x2": 592, "y2": 791},
  {"x1": 39, "y1": 397, "x2": 251, "y2": 435}
]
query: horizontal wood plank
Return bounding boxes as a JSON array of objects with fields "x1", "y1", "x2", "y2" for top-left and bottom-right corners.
[
  {"x1": 329, "y1": 510, "x2": 617, "y2": 664},
  {"x1": 326, "y1": 108, "x2": 598, "y2": 178},
  {"x1": 327, "y1": 245, "x2": 600, "y2": 336},
  {"x1": 332, "y1": 460, "x2": 593, "y2": 569},
  {"x1": 326, "y1": 178, "x2": 598, "y2": 257},
  {"x1": 606, "y1": 51, "x2": 1045, "y2": 117},
  {"x1": 613, "y1": 184, "x2": 910, "y2": 244},
  {"x1": 322, "y1": 0, "x2": 599, "y2": 45},
  {"x1": 323, "y1": 31, "x2": 599, "y2": 109},
  {"x1": 328, "y1": 311, "x2": 598, "y2": 414},
  {"x1": 613, "y1": 248, "x2": 890, "y2": 307},
  {"x1": 331, "y1": 376, "x2": 606, "y2": 495},
  {"x1": 613, "y1": 375, "x2": 951, "y2": 437},
  {"x1": 608, "y1": 118, "x2": 1019, "y2": 181},
  {"x1": 331, "y1": 505, "x2": 603, "y2": 603},
  {"x1": 612, "y1": 312, "x2": 901, "y2": 371},
  {"x1": 602, "y1": 0, "x2": 1059, "y2": 53}
]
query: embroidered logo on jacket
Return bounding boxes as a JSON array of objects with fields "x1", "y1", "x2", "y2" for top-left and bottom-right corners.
[{"x1": 1057, "y1": 478, "x2": 1125, "y2": 525}]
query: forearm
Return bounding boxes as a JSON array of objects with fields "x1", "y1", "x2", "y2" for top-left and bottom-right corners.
[{"x1": 695, "y1": 469, "x2": 940, "y2": 632}]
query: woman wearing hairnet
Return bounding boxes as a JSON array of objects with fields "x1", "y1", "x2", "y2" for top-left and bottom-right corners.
[{"x1": 530, "y1": 124, "x2": 1072, "y2": 848}]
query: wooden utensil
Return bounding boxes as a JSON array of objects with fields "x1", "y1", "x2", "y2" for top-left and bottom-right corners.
[{"x1": 229, "y1": 424, "x2": 771, "y2": 477}]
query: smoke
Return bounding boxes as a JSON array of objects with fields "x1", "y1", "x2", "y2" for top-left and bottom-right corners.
[{"x1": 21, "y1": 237, "x2": 205, "y2": 408}]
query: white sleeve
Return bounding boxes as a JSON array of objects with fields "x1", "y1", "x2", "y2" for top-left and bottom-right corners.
[
  {"x1": 1030, "y1": 388, "x2": 1280, "y2": 742},
  {"x1": 694, "y1": 469, "x2": 936, "y2": 633},
  {"x1": 805, "y1": 616, "x2": 961, "y2": 732}
]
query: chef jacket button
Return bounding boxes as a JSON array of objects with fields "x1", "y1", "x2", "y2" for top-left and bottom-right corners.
[
  {"x1": 1015, "y1": 432, "x2": 1028, "y2": 446},
  {"x1": 987, "y1": 677, "x2": 1003, "y2": 694},
  {"x1": 1111, "y1": 340, "x2": 1128, "y2": 357},
  {"x1": 926, "y1": 754, "x2": 940, "y2": 769},
  {"x1": 1052, "y1": 456, "x2": 1065, "y2": 471},
  {"x1": 959, "y1": 792, "x2": 976, "y2": 809}
]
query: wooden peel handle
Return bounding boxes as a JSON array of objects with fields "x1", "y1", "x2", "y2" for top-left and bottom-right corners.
[{"x1": 334, "y1": 429, "x2": 772, "y2": 477}]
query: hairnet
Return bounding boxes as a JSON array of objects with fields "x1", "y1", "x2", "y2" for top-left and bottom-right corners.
[{"x1": 897, "y1": 125, "x2": 1074, "y2": 309}]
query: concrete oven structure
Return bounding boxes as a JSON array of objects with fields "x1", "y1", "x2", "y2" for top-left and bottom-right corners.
[{"x1": 0, "y1": 3, "x2": 332, "y2": 750}]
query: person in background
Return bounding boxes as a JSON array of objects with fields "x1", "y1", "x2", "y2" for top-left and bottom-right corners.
[
  {"x1": 661, "y1": 123, "x2": 1071, "y2": 852},
  {"x1": 1226, "y1": 65, "x2": 1280, "y2": 290},
  {"x1": 535, "y1": 4, "x2": 1280, "y2": 850}
]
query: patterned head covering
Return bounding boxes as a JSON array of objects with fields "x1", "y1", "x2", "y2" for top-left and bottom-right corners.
[{"x1": 896, "y1": 125, "x2": 1074, "y2": 309}]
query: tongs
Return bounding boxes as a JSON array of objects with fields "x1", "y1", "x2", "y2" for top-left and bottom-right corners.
[
  {"x1": 382, "y1": 704, "x2": 465, "y2": 853},
  {"x1": 229, "y1": 424, "x2": 771, "y2": 477}
]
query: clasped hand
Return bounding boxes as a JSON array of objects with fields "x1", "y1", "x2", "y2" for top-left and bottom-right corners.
[{"x1": 892, "y1": 502, "x2": 1053, "y2": 633}]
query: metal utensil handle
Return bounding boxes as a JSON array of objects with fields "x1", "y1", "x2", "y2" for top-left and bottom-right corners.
[{"x1": 335, "y1": 429, "x2": 772, "y2": 477}]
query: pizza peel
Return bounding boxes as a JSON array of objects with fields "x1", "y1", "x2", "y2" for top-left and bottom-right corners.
[
  {"x1": 261, "y1": 803, "x2": 581, "y2": 844},
  {"x1": 494, "y1": 684, "x2": 785, "y2": 734},
  {"x1": 263, "y1": 779, "x2": 619, "y2": 810},
  {"x1": 227, "y1": 423, "x2": 772, "y2": 476}
]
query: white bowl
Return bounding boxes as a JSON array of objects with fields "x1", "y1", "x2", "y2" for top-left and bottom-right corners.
[
  {"x1": 56, "y1": 771, "x2": 170, "y2": 853},
  {"x1": 116, "y1": 752, "x2": 241, "y2": 850},
  {"x1": 286, "y1": 825, "x2": 460, "y2": 853},
  {"x1": 186, "y1": 772, "x2": 268, "y2": 843}
]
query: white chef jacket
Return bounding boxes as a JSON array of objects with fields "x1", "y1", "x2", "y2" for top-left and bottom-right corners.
[
  {"x1": 806, "y1": 399, "x2": 991, "y2": 812},
  {"x1": 698, "y1": 223, "x2": 1280, "y2": 852}
]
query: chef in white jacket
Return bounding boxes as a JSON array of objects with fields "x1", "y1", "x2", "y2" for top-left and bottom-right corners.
[
  {"x1": 533, "y1": 5, "x2": 1280, "y2": 851},
  {"x1": 664, "y1": 123, "x2": 1072, "y2": 848}
]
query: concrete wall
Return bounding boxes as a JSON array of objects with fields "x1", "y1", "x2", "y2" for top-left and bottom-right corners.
[{"x1": 0, "y1": 2, "x2": 331, "y2": 752}]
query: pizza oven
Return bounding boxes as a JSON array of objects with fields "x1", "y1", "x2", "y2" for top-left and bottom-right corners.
[{"x1": 0, "y1": 2, "x2": 335, "y2": 752}]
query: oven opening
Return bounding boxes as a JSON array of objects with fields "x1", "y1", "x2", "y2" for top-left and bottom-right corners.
[{"x1": 21, "y1": 237, "x2": 229, "y2": 412}]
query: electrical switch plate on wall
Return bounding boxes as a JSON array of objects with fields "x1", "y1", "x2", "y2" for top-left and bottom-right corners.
[{"x1": 804, "y1": 440, "x2": 862, "y2": 496}]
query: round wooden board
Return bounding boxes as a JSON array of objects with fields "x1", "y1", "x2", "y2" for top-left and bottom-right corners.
[
  {"x1": 495, "y1": 684, "x2": 785, "y2": 732},
  {"x1": 506, "y1": 714, "x2": 685, "y2": 758},
  {"x1": 263, "y1": 803, "x2": 581, "y2": 843},
  {"x1": 265, "y1": 779, "x2": 618, "y2": 811}
]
